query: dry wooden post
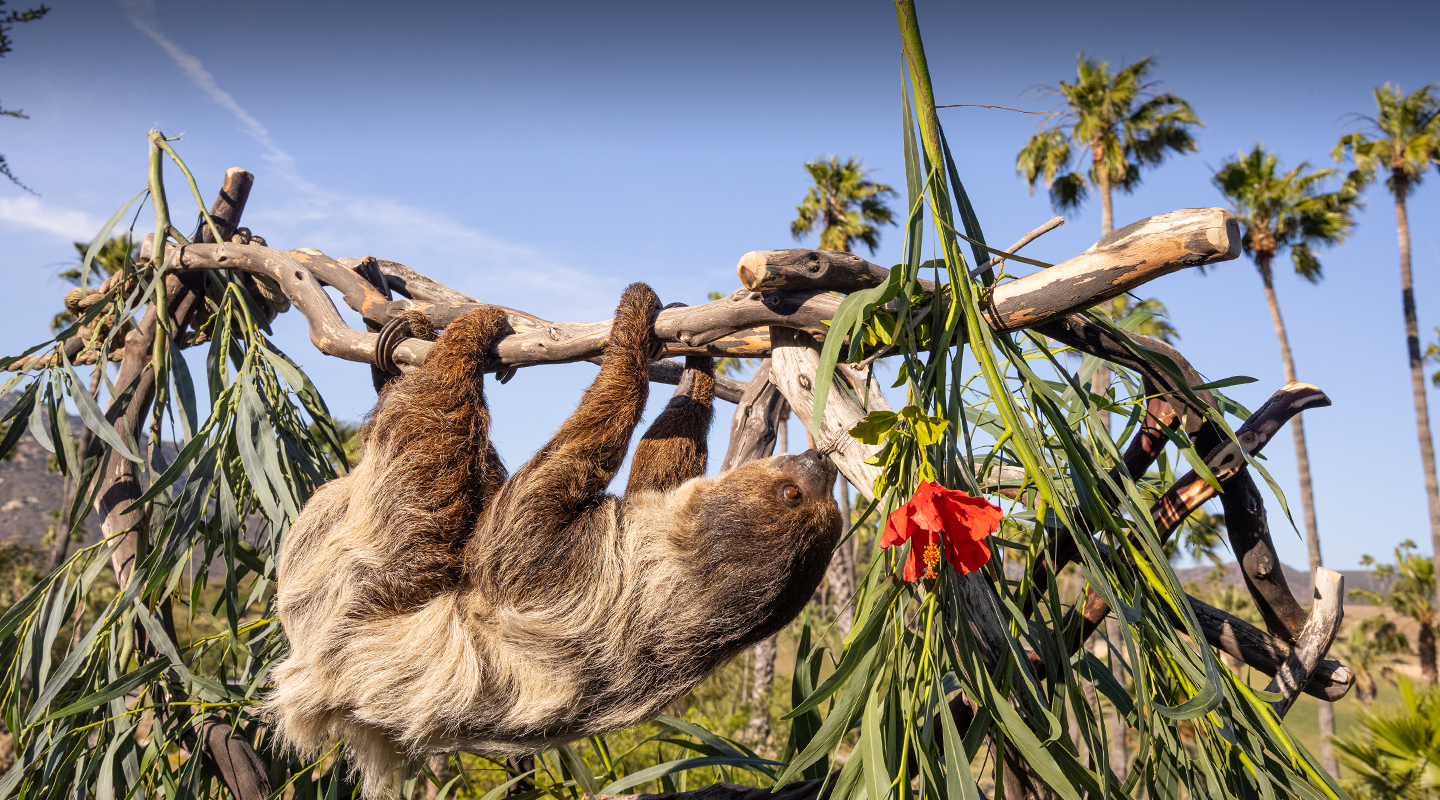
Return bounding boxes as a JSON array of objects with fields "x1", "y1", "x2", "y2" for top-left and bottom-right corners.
[
  {"x1": 1266, "y1": 569, "x2": 1345, "y2": 717},
  {"x1": 1184, "y1": 595, "x2": 1353, "y2": 702}
]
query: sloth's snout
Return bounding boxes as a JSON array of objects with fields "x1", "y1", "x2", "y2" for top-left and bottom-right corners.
[{"x1": 775, "y1": 449, "x2": 838, "y2": 500}]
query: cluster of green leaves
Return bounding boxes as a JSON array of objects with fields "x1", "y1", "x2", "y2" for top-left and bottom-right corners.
[
  {"x1": 767, "y1": 8, "x2": 1346, "y2": 800},
  {"x1": 1332, "y1": 679, "x2": 1440, "y2": 799},
  {"x1": 0, "y1": 139, "x2": 366, "y2": 800}
]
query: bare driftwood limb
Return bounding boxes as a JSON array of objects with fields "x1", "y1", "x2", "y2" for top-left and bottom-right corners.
[
  {"x1": 1265, "y1": 569, "x2": 1345, "y2": 717},
  {"x1": 1076, "y1": 383, "x2": 1331, "y2": 641},
  {"x1": 56, "y1": 206, "x2": 1233, "y2": 383},
  {"x1": 971, "y1": 216, "x2": 1066, "y2": 277},
  {"x1": 719, "y1": 360, "x2": 785, "y2": 471},
  {"x1": 1185, "y1": 590, "x2": 1353, "y2": 702},
  {"x1": 738, "y1": 207, "x2": 1239, "y2": 331}
]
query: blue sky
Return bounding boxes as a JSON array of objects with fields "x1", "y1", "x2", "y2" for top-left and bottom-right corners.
[{"x1": 1, "y1": 0, "x2": 1437, "y2": 571}]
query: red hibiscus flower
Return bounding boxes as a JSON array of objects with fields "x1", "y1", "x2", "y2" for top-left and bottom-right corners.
[{"x1": 879, "y1": 482, "x2": 1002, "y2": 580}]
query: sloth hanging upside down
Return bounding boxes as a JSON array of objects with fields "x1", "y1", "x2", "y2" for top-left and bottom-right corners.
[{"x1": 268, "y1": 283, "x2": 842, "y2": 797}]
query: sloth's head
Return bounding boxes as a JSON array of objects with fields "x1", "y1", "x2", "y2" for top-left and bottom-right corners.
[{"x1": 675, "y1": 449, "x2": 843, "y2": 643}]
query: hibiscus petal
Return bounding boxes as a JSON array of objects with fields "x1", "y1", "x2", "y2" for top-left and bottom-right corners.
[
  {"x1": 879, "y1": 504, "x2": 911, "y2": 548},
  {"x1": 909, "y1": 481, "x2": 947, "y2": 531}
]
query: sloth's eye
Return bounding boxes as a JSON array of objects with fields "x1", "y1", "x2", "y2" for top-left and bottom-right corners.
[{"x1": 781, "y1": 484, "x2": 802, "y2": 504}]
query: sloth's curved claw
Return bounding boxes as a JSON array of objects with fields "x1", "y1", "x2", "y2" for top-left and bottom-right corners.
[
  {"x1": 374, "y1": 312, "x2": 435, "y2": 376},
  {"x1": 496, "y1": 367, "x2": 518, "y2": 384}
]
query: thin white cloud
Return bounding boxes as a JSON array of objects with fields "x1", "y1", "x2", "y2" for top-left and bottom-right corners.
[
  {"x1": 0, "y1": 196, "x2": 99, "y2": 240},
  {"x1": 120, "y1": 0, "x2": 296, "y2": 175},
  {"x1": 118, "y1": 0, "x2": 608, "y2": 320}
]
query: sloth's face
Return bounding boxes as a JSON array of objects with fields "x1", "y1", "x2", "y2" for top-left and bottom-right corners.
[
  {"x1": 683, "y1": 451, "x2": 843, "y2": 640},
  {"x1": 765, "y1": 449, "x2": 839, "y2": 511},
  {"x1": 694, "y1": 450, "x2": 842, "y2": 566}
]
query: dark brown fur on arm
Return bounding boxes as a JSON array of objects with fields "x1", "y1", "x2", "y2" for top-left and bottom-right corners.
[
  {"x1": 353, "y1": 306, "x2": 511, "y2": 615},
  {"x1": 468, "y1": 284, "x2": 660, "y2": 587},
  {"x1": 626, "y1": 356, "x2": 715, "y2": 495}
]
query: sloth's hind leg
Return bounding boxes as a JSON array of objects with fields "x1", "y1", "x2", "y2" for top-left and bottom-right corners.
[{"x1": 354, "y1": 306, "x2": 512, "y2": 615}]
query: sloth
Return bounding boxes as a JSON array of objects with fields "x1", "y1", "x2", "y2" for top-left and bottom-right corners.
[{"x1": 269, "y1": 283, "x2": 842, "y2": 797}]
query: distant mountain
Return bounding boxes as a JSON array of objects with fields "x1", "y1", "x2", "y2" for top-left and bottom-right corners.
[
  {"x1": 0, "y1": 393, "x2": 103, "y2": 552},
  {"x1": 1172, "y1": 561, "x2": 1388, "y2": 605}
]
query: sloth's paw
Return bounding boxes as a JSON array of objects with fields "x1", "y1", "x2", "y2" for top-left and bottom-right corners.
[{"x1": 613, "y1": 283, "x2": 662, "y2": 355}]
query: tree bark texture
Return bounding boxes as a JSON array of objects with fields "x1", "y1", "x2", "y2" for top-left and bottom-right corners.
[
  {"x1": 1419, "y1": 622, "x2": 1438, "y2": 685},
  {"x1": 1393, "y1": 184, "x2": 1440, "y2": 661},
  {"x1": 746, "y1": 634, "x2": 778, "y2": 746},
  {"x1": 1097, "y1": 154, "x2": 1114, "y2": 237},
  {"x1": 1265, "y1": 569, "x2": 1345, "y2": 718},
  {"x1": 1183, "y1": 595, "x2": 1353, "y2": 701},
  {"x1": 826, "y1": 481, "x2": 856, "y2": 637}
]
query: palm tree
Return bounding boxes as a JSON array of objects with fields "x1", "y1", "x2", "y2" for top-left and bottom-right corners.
[
  {"x1": 790, "y1": 156, "x2": 896, "y2": 254},
  {"x1": 1335, "y1": 616, "x2": 1409, "y2": 704},
  {"x1": 1334, "y1": 84, "x2": 1440, "y2": 614},
  {"x1": 1212, "y1": 144, "x2": 1358, "y2": 775},
  {"x1": 1017, "y1": 53, "x2": 1201, "y2": 236},
  {"x1": 1353, "y1": 541, "x2": 1438, "y2": 683},
  {"x1": 1333, "y1": 679, "x2": 1440, "y2": 799}
]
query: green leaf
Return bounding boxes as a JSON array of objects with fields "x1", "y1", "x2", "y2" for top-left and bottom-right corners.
[
  {"x1": 557, "y1": 744, "x2": 598, "y2": 795},
  {"x1": 785, "y1": 582, "x2": 898, "y2": 718},
  {"x1": 31, "y1": 660, "x2": 168, "y2": 726},
  {"x1": 60, "y1": 350, "x2": 141, "y2": 462},
  {"x1": 849, "y1": 411, "x2": 898, "y2": 445},
  {"x1": 80, "y1": 189, "x2": 146, "y2": 288},
  {"x1": 0, "y1": 381, "x2": 38, "y2": 460},
  {"x1": 935, "y1": 677, "x2": 980, "y2": 800},
  {"x1": 860, "y1": 682, "x2": 891, "y2": 800},
  {"x1": 773, "y1": 647, "x2": 881, "y2": 786},
  {"x1": 1189, "y1": 376, "x2": 1258, "y2": 392},
  {"x1": 597, "y1": 757, "x2": 780, "y2": 796}
]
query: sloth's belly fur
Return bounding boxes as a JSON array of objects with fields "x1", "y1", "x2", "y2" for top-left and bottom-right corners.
[{"x1": 269, "y1": 476, "x2": 716, "y2": 795}]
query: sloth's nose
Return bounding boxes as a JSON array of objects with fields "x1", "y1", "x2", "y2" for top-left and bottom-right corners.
[{"x1": 776, "y1": 449, "x2": 838, "y2": 499}]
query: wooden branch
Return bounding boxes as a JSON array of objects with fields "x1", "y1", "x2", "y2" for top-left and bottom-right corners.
[
  {"x1": 96, "y1": 168, "x2": 273, "y2": 800},
  {"x1": 738, "y1": 208, "x2": 1240, "y2": 332},
  {"x1": 972, "y1": 216, "x2": 1065, "y2": 277},
  {"x1": 1185, "y1": 591, "x2": 1353, "y2": 702},
  {"x1": 87, "y1": 208, "x2": 1232, "y2": 391},
  {"x1": 1265, "y1": 569, "x2": 1345, "y2": 717},
  {"x1": 1077, "y1": 383, "x2": 1331, "y2": 640},
  {"x1": 767, "y1": 328, "x2": 882, "y2": 495},
  {"x1": 719, "y1": 360, "x2": 786, "y2": 472}
]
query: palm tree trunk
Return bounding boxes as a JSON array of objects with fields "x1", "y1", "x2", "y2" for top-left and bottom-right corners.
[
  {"x1": 1258, "y1": 258, "x2": 1337, "y2": 773},
  {"x1": 1394, "y1": 185, "x2": 1440, "y2": 668},
  {"x1": 1098, "y1": 169, "x2": 1114, "y2": 236},
  {"x1": 1419, "y1": 622, "x2": 1438, "y2": 685}
]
